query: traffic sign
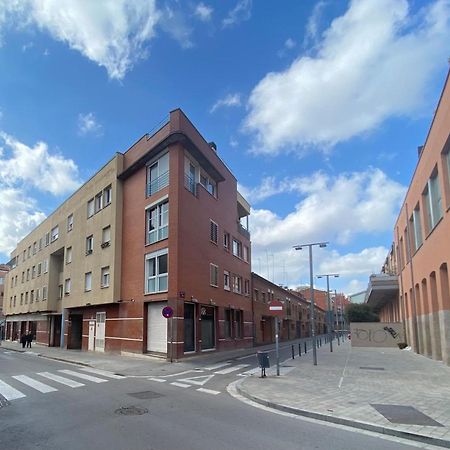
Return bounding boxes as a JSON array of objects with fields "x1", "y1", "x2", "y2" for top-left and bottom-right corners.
[
  {"x1": 162, "y1": 306, "x2": 174, "y2": 319},
  {"x1": 269, "y1": 300, "x2": 283, "y2": 317}
]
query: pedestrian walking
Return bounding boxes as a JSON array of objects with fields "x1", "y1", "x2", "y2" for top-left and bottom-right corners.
[
  {"x1": 26, "y1": 331, "x2": 33, "y2": 348},
  {"x1": 20, "y1": 333, "x2": 26, "y2": 349}
]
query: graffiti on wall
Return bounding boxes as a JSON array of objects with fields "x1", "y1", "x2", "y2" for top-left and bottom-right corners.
[{"x1": 350, "y1": 322, "x2": 404, "y2": 348}]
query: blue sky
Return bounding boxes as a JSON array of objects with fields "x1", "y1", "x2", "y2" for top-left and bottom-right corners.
[{"x1": 0, "y1": 0, "x2": 449, "y2": 295}]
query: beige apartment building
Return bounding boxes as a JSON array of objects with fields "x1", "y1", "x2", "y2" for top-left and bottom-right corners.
[
  {"x1": 4, "y1": 155, "x2": 123, "y2": 350},
  {"x1": 366, "y1": 69, "x2": 450, "y2": 365}
]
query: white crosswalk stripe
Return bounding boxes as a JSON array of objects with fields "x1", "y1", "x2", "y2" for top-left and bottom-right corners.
[
  {"x1": 204, "y1": 362, "x2": 231, "y2": 371},
  {"x1": 58, "y1": 370, "x2": 107, "y2": 384},
  {"x1": 238, "y1": 367, "x2": 259, "y2": 376},
  {"x1": 214, "y1": 364, "x2": 250, "y2": 375},
  {"x1": 80, "y1": 368, "x2": 126, "y2": 380},
  {"x1": 12, "y1": 375, "x2": 58, "y2": 393},
  {"x1": 0, "y1": 379, "x2": 26, "y2": 400},
  {"x1": 37, "y1": 372, "x2": 85, "y2": 388},
  {"x1": 170, "y1": 382, "x2": 190, "y2": 388},
  {"x1": 196, "y1": 388, "x2": 220, "y2": 395}
]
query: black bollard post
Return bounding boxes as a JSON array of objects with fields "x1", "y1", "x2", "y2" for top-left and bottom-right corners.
[
  {"x1": 299, "y1": 343, "x2": 301, "y2": 357},
  {"x1": 304, "y1": 341, "x2": 307, "y2": 353},
  {"x1": 291, "y1": 345, "x2": 295, "y2": 359}
]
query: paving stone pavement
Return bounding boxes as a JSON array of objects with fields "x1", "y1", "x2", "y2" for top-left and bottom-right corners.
[{"x1": 238, "y1": 340, "x2": 450, "y2": 447}]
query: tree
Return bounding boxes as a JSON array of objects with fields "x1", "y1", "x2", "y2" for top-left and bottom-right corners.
[{"x1": 345, "y1": 303, "x2": 379, "y2": 323}]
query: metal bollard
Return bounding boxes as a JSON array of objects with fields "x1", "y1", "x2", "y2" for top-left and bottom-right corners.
[
  {"x1": 304, "y1": 341, "x2": 307, "y2": 353},
  {"x1": 298, "y1": 343, "x2": 301, "y2": 357},
  {"x1": 291, "y1": 345, "x2": 295, "y2": 359}
]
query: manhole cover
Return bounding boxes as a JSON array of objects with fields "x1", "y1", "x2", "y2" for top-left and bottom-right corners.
[
  {"x1": 360, "y1": 366, "x2": 385, "y2": 371},
  {"x1": 115, "y1": 406, "x2": 149, "y2": 416},
  {"x1": 128, "y1": 391, "x2": 163, "y2": 400},
  {"x1": 371, "y1": 404, "x2": 444, "y2": 426}
]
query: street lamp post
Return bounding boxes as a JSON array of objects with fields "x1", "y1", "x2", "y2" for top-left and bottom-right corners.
[
  {"x1": 294, "y1": 241, "x2": 328, "y2": 366},
  {"x1": 317, "y1": 273, "x2": 339, "y2": 353}
]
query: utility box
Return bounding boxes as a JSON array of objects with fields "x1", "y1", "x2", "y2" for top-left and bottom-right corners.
[{"x1": 257, "y1": 351, "x2": 270, "y2": 377}]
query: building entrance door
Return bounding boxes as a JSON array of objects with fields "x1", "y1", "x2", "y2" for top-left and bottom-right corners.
[
  {"x1": 147, "y1": 302, "x2": 167, "y2": 353},
  {"x1": 95, "y1": 312, "x2": 106, "y2": 352},
  {"x1": 200, "y1": 306, "x2": 215, "y2": 350},
  {"x1": 88, "y1": 320, "x2": 95, "y2": 351},
  {"x1": 184, "y1": 303, "x2": 195, "y2": 352}
]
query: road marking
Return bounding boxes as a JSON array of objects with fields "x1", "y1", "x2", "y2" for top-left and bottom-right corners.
[
  {"x1": 196, "y1": 388, "x2": 220, "y2": 395},
  {"x1": 204, "y1": 362, "x2": 231, "y2": 371},
  {"x1": 0, "y1": 379, "x2": 26, "y2": 400},
  {"x1": 214, "y1": 364, "x2": 249, "y2": 375},
  {"x1": 58, "y1": 370, "x2": 108, "y2": 384},
  {"x1": 37, "y1": 372, "x2": 85, "y2": 388},
  {"x1": 177, "y1": 374, "x2": 215, "y2": 386},
  {"x1": 80, "y1": 368, "x2": 126, "y2": 380},
  {"x1": 238, "y1": 367, "x2": 259, "y2": 376},
  {"x1": 148, "y1": 377, "x2": 166, "y2": 382},
  {"x1": 170, "y1": 382, "x2": 190, "y2": 388},
  {"x1": 24, "y1": 352, "x2": 38, "y2": 356},
  {"x1": 12, "y1": 375, "x2": 58, "y2": 393},
  {"x1": 160, "y1": 370, "x2": 203, "y2": 378}
]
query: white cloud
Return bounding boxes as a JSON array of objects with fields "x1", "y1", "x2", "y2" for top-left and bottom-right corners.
[
  {"x1": 222, "y1": 0, "x2": 252, "y2": 28},
  {"x1": 304, "y1": 0, "x2": 327, "y2": 48},
  {"x1": 284, "y1": 38, "x2": 296, "y2": 49},
  {"x1": 194, "y1": 3, "x2": 213, "y2": 22},
  {"x1": 0, "y1": 0, "x2": 160, "y2": 80},
  {"x1": 245, "y1": 168, "x2": 405, "y2": 250},
  {"x1": 0, "y1": 132, "x2": 81, "y2": 196},
  {"x1": 210, "y1": 93, "x2": 241, "y2": 113},
  {"x1": 78, "y1": 112, "x2": 102, "y2": 136},
  {"x1": 159, "y1": 4, "x2": 193, "y2": 49},
  {"x1": 0, "y1": 188, "x2": 46, "y2": 257},
  {"x1": 244, "y1": 0, "x2": 450, "y2": 154}
]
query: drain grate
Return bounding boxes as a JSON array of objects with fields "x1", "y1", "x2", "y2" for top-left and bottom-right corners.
[
  {"x1": 371, "y1": 404, "x2": 444, "y2": 426},
  {"x1": 127, "y1": 390, "x2": 163, "y2": 400},
  {"x1": 115, "y1": 406, "x2": 149, "y2": 416},
  {"x1": 360, "y1": 366, "x2": 385, "y2": 371}
]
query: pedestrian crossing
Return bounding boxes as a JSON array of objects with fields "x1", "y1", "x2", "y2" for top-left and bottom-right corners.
[{"x1": 0, "y1": 368, "x2": 125, "y2": 403}]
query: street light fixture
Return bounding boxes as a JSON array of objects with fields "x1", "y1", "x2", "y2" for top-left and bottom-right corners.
[
  {"x1": 293, "y1": 241, "x2": 328, "y2": 366},
  {"x1": 317, "y1": 273, "x2": 339, "y2": 353}
]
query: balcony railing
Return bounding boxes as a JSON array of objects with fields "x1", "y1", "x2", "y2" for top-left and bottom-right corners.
[
  {"x1": 238, "y1": 222, "x2": 250, "y2": 239},
  {"x1": 146, "y1": 171, "x2": 169, "y2": 197},
  {"x1": 184, "y1": 174, "x2": 197, "y2": 195}
]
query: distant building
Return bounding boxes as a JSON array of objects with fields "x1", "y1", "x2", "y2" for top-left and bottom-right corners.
[
  {"x1": 366, "y1": 70, "x2": 450, "y2": 365},
  {"x1": 0, "y1": 264, "x2": 10, "y2": 339}
]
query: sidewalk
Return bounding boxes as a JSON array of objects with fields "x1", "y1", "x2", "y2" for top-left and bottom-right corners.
[{"x1": 237, "y1": 341, "x2": 450, "y2": 448}]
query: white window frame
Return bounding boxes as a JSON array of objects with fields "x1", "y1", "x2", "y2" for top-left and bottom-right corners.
[
  {"x1": 232, "y1": 239, "x2": 242, "y2": 258},
  {"x1": 42, "y1": 286, "x2": 47, "y2": 300},
  {"x1": 146, "y1": 200, "x2": 169, "y2": 245},
  {"x1": 37, "y1": 262, "x2": 42, "y2": 276},
  {"x1": 102, "y1": 226, "x2": 111, "y2": 247},
  {"x1": 210, "y1": 263, "x2": 219, "y2": 287},
  {"x1": 224, "y1": 270, "x2": 230, "y2": 291},
  {"x1": 210, "y1": 220, "x2": 218, "y2": 244},
  {"x1": 412, "y1": 206, "x2": 423, "y2": 251},
  {"x1": 86, "y1": 235, "x2": 94, "y2": 255},
  {"x1": 147, "y1": 153, "x2": 169, "y2": 197},
  {"x1": 144, "y1": 248, "x2": 168, "y2": 294},
  {"x1": 64, "y1": 278, "x2": 71, "y2": 295},
  {"x1": 95, "y1": 192, "x2": 103, "y2": 213},
  {"x1": 103, "y1": 185, "x2": 112, "y2": 206},
  {"x1": 85, "y1": 272, "x2": 92, "y2": 292},
  {"x1": 66, "y1": 246, "x2": 72, "y2": 264},
  {"x1": 67, "y1": 214, "x2": 73, "y2": 232},
  {"x1": 101, "y1": 266, "x2": 110, "y2": 288},
  {"x1": 45, "y1": 233, "x2": 50, "y2": 246},
  {"x1": 87, "y1": 199, "x2": 95, "y2": 218},
  {"x1": 51, "y1": 225, "x2": 59, "y2": 242},
  {"x1": 43, "y1": 259, "x2": 48, "y2": 274}
]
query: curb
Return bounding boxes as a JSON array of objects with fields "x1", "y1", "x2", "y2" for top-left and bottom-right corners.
[{"x1": 236, "y1": 383, "x2": 450, "y2": 449}]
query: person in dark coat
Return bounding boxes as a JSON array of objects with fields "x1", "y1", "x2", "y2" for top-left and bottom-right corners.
[
  {"x1": 26, "y1": 331, "x2": 33, "y2": 348},
  {"x1": 20, "y1": 333, "x2": 26, "y2": 349}
]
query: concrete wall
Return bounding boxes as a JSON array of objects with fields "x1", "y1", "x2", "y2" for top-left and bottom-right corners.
[{"x1": 350, "y1": 322, "x2": 405, "y2": 348}]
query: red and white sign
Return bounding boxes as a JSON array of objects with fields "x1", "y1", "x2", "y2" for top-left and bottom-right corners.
[{"x1": 269, "y1": 300, "x2": 284, "y2": 317}]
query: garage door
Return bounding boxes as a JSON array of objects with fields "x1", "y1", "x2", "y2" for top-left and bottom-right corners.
[{"x1": 147, "y1": 302, "x2": 167, "y2": 353}]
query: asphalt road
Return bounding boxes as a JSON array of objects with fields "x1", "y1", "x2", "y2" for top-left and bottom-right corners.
[{"x1": 0, "y1": 346, "x2": 430, "y2": 450}]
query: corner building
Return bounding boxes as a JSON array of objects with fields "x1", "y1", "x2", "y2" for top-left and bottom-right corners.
[{"x1": 4, "y1": 109, "x2": 252, "y2": 358}]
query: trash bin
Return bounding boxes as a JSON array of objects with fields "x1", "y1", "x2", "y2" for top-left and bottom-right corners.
[{"x1": 257, "y1": 351, "x2": 270, "y2": 377}]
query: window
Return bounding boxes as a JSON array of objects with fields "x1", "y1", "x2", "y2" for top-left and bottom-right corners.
[
  {"x1": 102, "y1": 226, "x2": 111, "y2": 247},
  {"x1": 36, "y1": 288, "x2": 40, "y2": 301},
  {"x1": 101, "y1": 266, "x2": 110, "y2": 288},
  {"x1": 200, "y1": 171, "x2": 216, "y2": 197},
  {"x1": 185, "y1": 161, "x2": 196, "y2": 194},
  {"x1": 23, "y1": 250, "x2": 26, "y2": 262},
  {"x1": 28, "y1": 246, "x2": 31, "y2": 258},
  {"x1": 224, "y1": 270, "x2": 230, "y2": 291},
  {"x1": 424, "y1": 171, "x2": 443, "y2": 231},
  {"x1": 20, "y1": 293, "x2": 23, "y2": 305},
  {"x1": 45, "y1": 232, "x2": 50, "y2": 246},
  {"x1": 243, "y1": 245, "x2": 249, "y2": 262},
  {"x1": 145, "y1": 248, "x2": 168, "y2": 294},
  {"x1": 13, "y1": 295, "x2": 16, "y2": 307},
  {"x1": 21, "y1": 271, "x2": 25, "y2": 283},
  {"x1": 33, "y1": 242, "x2": 37, "y2": 255},
  {"x1": 210, "y1": 264, "x2": 218, "y2": 287},
  {"x1": 87, "y1": 199, "x2": 94, "y2": 218},
  {"x1": 25, "y1": 292, "x2": 28, "y2": 304},
  {"x1": 66, "y1": 247, "x2": 72, "y2": 264},
  {"x1": 412, "y1": 206, "x2": 423, "y2": 251},
  {"x1": 30, "y1": 290, "x2": 34, "y2": 303},
  {"x1": 146, "y1": 201, "x2": 169, "y2": 244},
  {"x1": 225, "y1": 309, "x2": 232, "y2": 338},
  {"x1": 85, "y1": 272, "x2": 92, "y2": 291},
  {"x1": 103, "y1": 185, "x2": 112, "y2": 206},
  {"x1": 58, "y1": 285, "x2": 63, "y2": 299},
  {"x1": 244, "y1": 279, "x2": 250, "y2": 296},
  {"x1": 254, "y1": 289, "x2": 259, "y2": 301},
  {"x1": 235, "y1": 310, "x2": 243, "y2": 338},
  {"x1": 223, "y1": 232, "x2": 230, "y2": 250},
  {"x1": 232, "y1": 275, "x2": 242, "y2": 294},
  {"x1": 51, "y1": 225, "x2": 59, "y2": 242},
  {"x1": 64, "y1": 278, "x2": 71, "y2": 295},
  {"x1": 232, "y1": 239, "x2": 242, "y2": 258},
  {"x1": 26, "y1": 269, "x2": 30, "y2": 281},
  {"x1": 43, "y1": 259, "x2": 48, "y2": 274},
  {"x1": 39, "y1": 237, "x2": 42, "y2": 251},
  {"x1": 32, "y1": 266, "x2": 36, "y2": 279},
  {"x1": 210, "y1": 220, "x2": 218, "y2": 244},
  {"x1": 262, "y1": 292, "x2": 266, "y2": 303},
  {"x1": 95, "y1": 192, "x2": 103, "y2": 213},
  {"x1": 37, "y1": 263, "x2": 42, "y2": 276},
  {"x1": 147, "y1": 153, "x2": 169, "y2": 197},
  {"x1": 86, "y1": 235, "x2": 94, "y2": 255},
  {"x1": 42, "y1": 286, "x2": 47, "y2": 300},
  {"x1": 67, "y1": 214, "x2": 73, "y2": 232}
]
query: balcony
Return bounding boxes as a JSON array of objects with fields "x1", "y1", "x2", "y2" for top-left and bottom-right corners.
[
  {"x1": 238, "y1": 222, "x2": 250, "y2": 240},
  {"x1": 184, "y1": 174, "x2": 197, "y2": 195},
  {"x1": 365, "y1": 274, "x2": 399, "y2": 309},
  {"x1": 146, "y1": 171, "x2": 169, "y2": 197}
]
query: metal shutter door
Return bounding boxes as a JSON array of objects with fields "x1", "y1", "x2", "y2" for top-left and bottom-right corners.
[{"x1": 147, "y1": 302, "x2": 167, "y2": 353}]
